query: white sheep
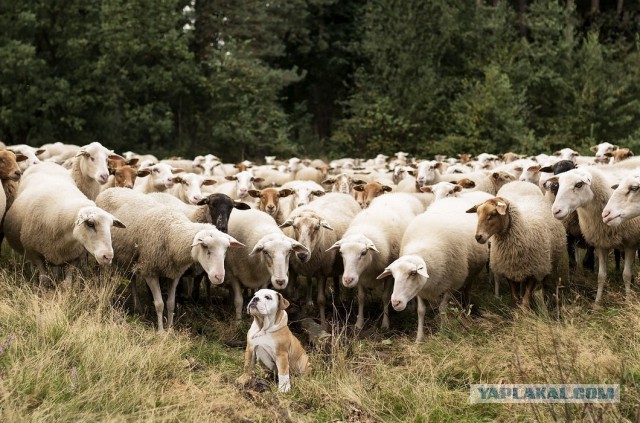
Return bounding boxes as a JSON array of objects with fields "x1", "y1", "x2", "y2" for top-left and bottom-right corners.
[
  {"x1": 602, "y1": 173, "x2": 640, "y2": 225},
  {"x1": 377, "y1": 197, "x2": 489, "y2": 342},
  {"x1": 7, "y1": 144, "x2": 45, "y2": 171},
  {"x1": 4, "y1": 162, "x2": 125, "y2": 284},
  {"x1": 212, "y1": 170, "x2": 264, "y2": 201},
  {"x1": 327, "y1": 193, "x2": 424, "y2": 329},
  {"x1": 280, "y1": 193, "x2": 361, "y2": 326},
  {"x1": 469, "y1": 188, "x2": 565, "y2": 308},
  {"x1": 96, "y1": 188, "x2": 244, "y2": 332},
  {"x1": 552, "y1": 167, "x2": 640, "y2": 303},
  {"x1": 70, "y1": 142, "x2": 125, "y2": 200},
  {"x1": 226, "y1": 209, "x2": 309, "y2": 319},
  {"x1": 133, "y1": 162, "x2": 184, "y2": 193},
  {"x1": 169, "y1": 172, "x2": 217, "y2": 205}
]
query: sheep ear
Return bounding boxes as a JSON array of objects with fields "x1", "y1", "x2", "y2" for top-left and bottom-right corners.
[
  {"x1": 495, "y1": 201, "x2": 508, "y2": 215},
  {"x1": 225, "y1": 175, "x2": 236, "y2": 181},
  {"x1": 277, "y1": 292, "x2": 290, "y2": 310},
  {"x1": 321, "y1": 178, "x2": 336, "y2": 185},
  {"x1": 196, "y1": 197, "x2": 209, "y2": 205},
  {"x1": 611, "y1": 184, "x2": 619, "y2": 190},
  {"x1": 326, "y1": 241, "x2": 341, "y2": 252},
  {"x1": 76, "y1": 150, "x2": 90, "y2": 158},
  {"x1": 456, "y1": 178, "x2": 476, "y2": 189},
  {"x1": 416, "y1": 264, "x2": 429, "y2": 278},
  {"x1": 491, "y1": 172, "x2": 500, "y2": 180},
  {"x1": 15, "y1": 154, "x2": 28, "y2": 162},
  {"x1": 466, "y1": 205, "x2": 478, "y2": 214},
  {"x1": 108, "y1": 154, "x2": 125, "y2": 161},
  {"x1": 112, "y1": 218, "x2": 126, "y2": 229},
  {"x1": 352, "y1": 179, "x2": 367, "y2": 185},
  {"x1": 247, "y1": 189, "x2": 261, "y2": 198},
  {"x1": 420, "y1": 186, "x2": 433, "y2": 193},
  {"x1": 590, "y1": 145, "x2": 598, "y2": 152},
  {"x1": 311, "y1": 190, "x2": 325, "y2": 196},
  {"x1": 234, "y1": 201, "x2": 251, "y2": 210},
  {"x1": 320, "y1": 220, "x2": 334, "y2": 230},
  {"x1": 382, "y1": 185, "x2": 392, "y2": 192},
  {"x1": 279, "y1": 189, "x2": 293, "y2": 197},
  {"x1": 553, "y1": 151, "x2": 561, "y2": 156},
  {"x1": 137, "y1": 169, "x2": 151, "y2": 177},
  {"x1": 367, "y1": 241, "x2": 379, "y2": 252},
  {"x1": 227, "y1": 235, "x2": 245, "y2": 248},
  {"x1": 406, "y1": 170, "x2": 416, "y2": 176},
  {"x1": 108, "y1": 168, "x2": 116, "y2": 175},
  {"x1": 171, "y1": 168, "x2": 185, "y2": 174},
  {"x1": 527, "y1": 165, "x2": 541, "y2": 172},
  {"x1": 202, "y1": 179, "x2": 217, "y2": 186},
  {"x1": 35, "y1": 149, "x2": 46, "y2": 156},
  {"x1": 539, "y1": 166, "x2": 553, "y2": 173},
  {"x1": 251, "y1": 177, "x2": 264, "y2": 184},
  {"x1": 613, "y1": 145, "x2": 619, "y2": 150},
  {"x1": 173, "y1": 176, "x2": 184, "y2": 184},
  {"x1": 127, "y1": 158, "x2": 139, "y2": 166},
  {"x1": 292, "y1": 241, "x2": 310, "y2": 255},
  {"x1": 249, "y1": 243, "x2": 264, "y2": 256},
  {"x1": 376, "y1": 268, "x2": 392, "y2": 280},
  {"x1": 453, "y1": 185, "x2": 463, "y2": 192},
  {"x1": 190, "y1": 239, "x2": 203, "y2": 247},
  {"x1": 353, "y1": 184, "x2": 365, "y2": 192},
  {"x1": 279, "y1": 218, "x2": 294, "y2": 228}
]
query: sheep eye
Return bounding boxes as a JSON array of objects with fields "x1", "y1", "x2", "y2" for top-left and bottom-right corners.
[
  {"x1": 360, "y1": 250, "x2": 367, "y2": 257},
  {"x1": 90, "y1": 156, "x2": 95, "y2": 162},
  {"x1": 153, "y1": 168, "x2": 159, "y2": 173},
  {"x1": 409, "y1": 270, "x2": 417, "y2": 276},
  {"x1": 630, "y1": 186, "x2": 639, "y2": 192},
  {"x1": 575, "y1": 182, "x2": 584, "y2": 189},
  {"x1": 86, "y1": 221, "x2": 95, "y2": 228}
]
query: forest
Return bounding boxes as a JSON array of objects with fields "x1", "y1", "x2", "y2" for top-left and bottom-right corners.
[{"x1": 1, "y1": 0, "x2": 640, "y2": 162}]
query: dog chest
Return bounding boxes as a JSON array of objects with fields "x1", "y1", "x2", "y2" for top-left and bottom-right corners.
[{"x1": 250, "y1": 336, "x2": 278, "y2": 371}]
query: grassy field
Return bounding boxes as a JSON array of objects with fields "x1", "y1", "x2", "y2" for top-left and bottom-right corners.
[{"x1": 0, "y1": 253, "x2": 638, "y2": 422}]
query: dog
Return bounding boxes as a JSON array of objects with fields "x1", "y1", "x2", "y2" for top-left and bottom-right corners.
[{"x1": 237, "y1": 289, "x2": 311, "y2": 393}]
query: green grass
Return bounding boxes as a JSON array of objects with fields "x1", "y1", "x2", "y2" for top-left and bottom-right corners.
[{"x1": 0, "y1": 252, "x2": 638, "y2": 422}]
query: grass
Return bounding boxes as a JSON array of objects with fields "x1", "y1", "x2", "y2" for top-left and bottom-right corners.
[{"x1": 0, "y1": 252, "x2": 638, "y2": 422}]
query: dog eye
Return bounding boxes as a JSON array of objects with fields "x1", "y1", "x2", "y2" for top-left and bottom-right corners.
[{"x1": 265, "y1": 295, "x2": 272, "y2": 300}]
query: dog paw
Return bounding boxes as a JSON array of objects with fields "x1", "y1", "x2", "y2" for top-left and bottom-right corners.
[{"x1": 277, "y1": 374, "x2": 291, "y2": 393}]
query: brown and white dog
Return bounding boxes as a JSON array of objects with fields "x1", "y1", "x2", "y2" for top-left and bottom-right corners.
[{"x1": 237, "y1": 289, "x2": 311, "y2": 393}]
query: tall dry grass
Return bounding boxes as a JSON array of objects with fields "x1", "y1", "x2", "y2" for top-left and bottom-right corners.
[{"x1": 0, "y1": 258, "x2": 638, "y2": 422}]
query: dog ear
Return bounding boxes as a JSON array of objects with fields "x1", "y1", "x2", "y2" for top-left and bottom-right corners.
[{"x1": 277, "y1": 293, "x2": 290, "y2": 310}]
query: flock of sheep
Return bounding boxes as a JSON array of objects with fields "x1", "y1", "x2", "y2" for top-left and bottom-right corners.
[{"x1": 0, "y1": 140, "x2": 639, "y2": 341}]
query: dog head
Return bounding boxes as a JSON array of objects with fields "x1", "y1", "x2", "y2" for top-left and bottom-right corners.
[{"x1": 247, "y1": 289, "x2": 290, "y2": 329}]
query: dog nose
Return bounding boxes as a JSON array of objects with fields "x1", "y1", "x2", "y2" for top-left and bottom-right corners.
[{"x1": 250, "y1": 297, "x2": 259, "y2": 304}]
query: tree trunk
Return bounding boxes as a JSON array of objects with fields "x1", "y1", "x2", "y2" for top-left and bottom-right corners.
[
  {"x1": 616, "y1": 0, "x2": 624, "y2": 17},
  {"x1": 591, "y1": 0, "x2": 600, "y2": 14}
]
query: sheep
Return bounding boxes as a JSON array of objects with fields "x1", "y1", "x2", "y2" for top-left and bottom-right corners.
[
  {"x1": 280, "y1": 193, "x2": 361, "y2": 326},
  {"x1": 39, "y1": 142, "x2": 80, "y2": 163},
  {"x1": 591, "y1": 142, "x2": 618, "y2": 163},
  {"x1": 421, "y1": 181, "x2": 493, "y2": 204},
  {"x1": 4, "y1": 162, "x2": 125, "y2": 285},
  {"x1": 612, "y1": 148, "x2": 633, "y2": 163},
  {"x1": 213, "y1": 170, "x2": 264, "y2": 201},
  {"x1": 353, "y1": 181, "x2": 393, "y2": 208},
  {"x1": 160, "y1": 158, "x2": 202, "y2": 174},
  {"x1": 321, "y1": 173, "x2": 366, "y2": 194},
  {"x1": 496, "y1": 180, "x2": 546, "y2": 198},
  {"x1": 376, "y1": 197, "x2": 489, "y2": 342},
  {"x1": 0, "y1": 150, "x2": 28, "y2": 210},
  {"x1": 468, "y1": 189, "x2": 565, "y2": 308},
  {"x1": 101, "y1": 165, "x2": 151, "y2": 191},
  {"x1": 327, "y1": 193, "x2": 424, "y2": 329},
  {"x1": 552, "y1": 167, "x2": 640, "y2": 303},
  {"x1": 226, "y1": 209, "x2": 310, "y2": 320},
  {"x1": 133, "y1": 162, "x2": 184, "y2": 193},
  {"x1": 193, "y1": 154, "x2": 221, "y2": 174},
  {"x1": 553, "y1": 148, "x2": 579, "y2": 164},
  {"x1": 248, "y1": 187, "x2": 294, "y2": 225},
  {"x1": 7, "y1": 144, "x2": 45, "y2": 171},
  {"x1": 414, "y1": 160, "x2": 444, "y2": 186},
  {"x1": 602, "y1": 173, "x2": 640, "y2": 225},
  {"x1": 96, "y1": 187, "x2": 244, "y2": 332},
  {"x1": 169, "y1": 172, "x2": 217, "y2": 205},
  {"x1": 69, "y1": 142, "x2": 125, "y2": 200}
]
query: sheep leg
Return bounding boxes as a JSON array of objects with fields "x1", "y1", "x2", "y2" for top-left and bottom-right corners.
[
  {"x1": 522, "y1": 278, "x2": 536, "y2": 309},
  {"x1": 130, "y1": 277, "x2": 143, "y2": 314},
  {"x1": 623, "y1": 247, "x2": 635, "y2": 300},
  {"x1": 416, "y1": 296, "x2": 426, "y2": 343},
  {"x1": 595, "y1": 248, "x2": 609, "y2": 305},
  {"x1": 27, "y1": 253, "x2": 51, "y2": 286},
  {"x1": 192, "y1": 274, "x2": 201, "y2": 303},
  {"x1": 493, "y1": 271, "x2": 499, "y2": 298},
  {"x1": 614, "y1": 249, "x2": 621, "y2": 272},
  {"x1": 355, "y1": 283, "x2": 365, "y2": 330},
  {"x1": 381, "y1": 277, "x2": 392, "y2": 330},
  {"x1": 63, "y1": 264, "x2": 75, "y2": 290},
  {"x1": 232, "y1": 279, "x2": 244, "y2": 321},
  {"x1": 305, "y1": 276, "x2": 314, "y2": 307},
  {"x1": 144, "y1": 276, "x2": 165, "y2": 333},
  {"x1": 317, "y1": 276, "x2": 327, "y2": 329},
  {"x1": 508, "y1": 280, "x2": 519, "y2": 306},
  {"x1": 166, "y1": 277, "x2": 181, "y2": 328},
  {"x1": 438, "y1": 292, "x2": 451, "y2": 327}
]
